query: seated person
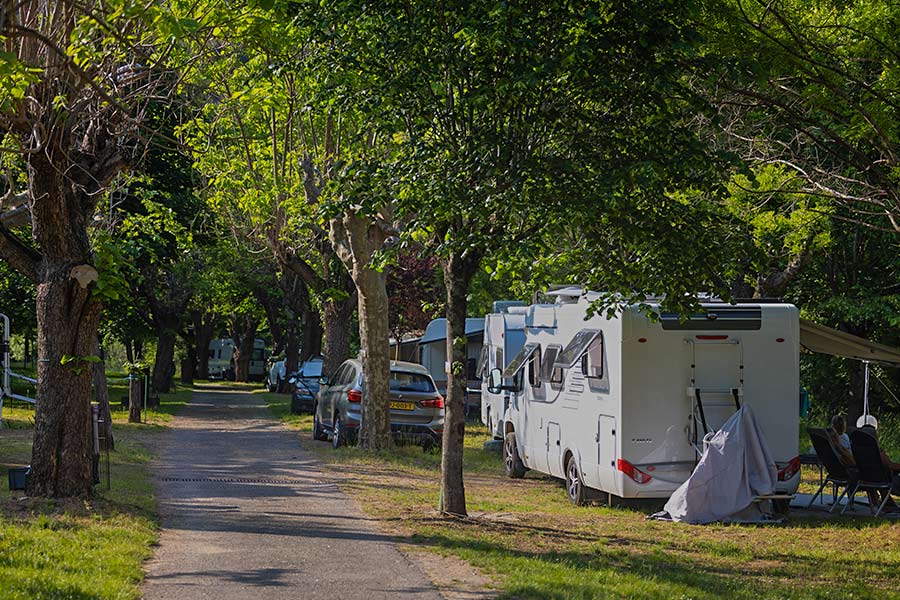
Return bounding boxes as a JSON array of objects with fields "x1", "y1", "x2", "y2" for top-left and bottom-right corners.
[
  {"x1": 857, "y1": 415, "x2": 900, "y2": 472},
  {"x1": 828, "y1": 414, "x2": 854, "y2": 466}
]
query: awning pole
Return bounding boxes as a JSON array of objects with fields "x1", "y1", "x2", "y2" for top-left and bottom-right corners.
[{"x1": 863, "y1": 361, "x2": 870, "y2": 418}]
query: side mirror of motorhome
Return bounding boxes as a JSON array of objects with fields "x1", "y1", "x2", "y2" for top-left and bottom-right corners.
[{"x1": 488, "y1": 368, "x2": 503, "y2": 394}]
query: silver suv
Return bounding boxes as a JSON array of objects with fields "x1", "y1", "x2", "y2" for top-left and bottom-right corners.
[{"x1": 313, "y1": 359, "x2": 444, "y2": 449}]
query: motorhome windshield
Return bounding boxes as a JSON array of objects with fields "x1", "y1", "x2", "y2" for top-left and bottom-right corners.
[
  {"x1": 502, "y1": 342, "x2": 539, "y2": 378},
  {"x1": 659, "y1": 308, "x2": 762, "y2": 330},
  {"x1": 301, "y1": 361, "x2": 323, "y2": 377},
  {"x1": 554, "y1": 329, "x2": 601, "y2": 369}
]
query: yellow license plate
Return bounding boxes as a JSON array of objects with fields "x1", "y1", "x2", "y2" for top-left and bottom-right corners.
[{"x1": 390, "y1": 401, "x2": 415, "y2": 411}]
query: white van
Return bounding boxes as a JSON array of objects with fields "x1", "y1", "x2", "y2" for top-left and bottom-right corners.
[
  {"x1": 491, "y1": 290, "x2": 801, "y2": 504},
  {"x1": 208, "y1": 338, "x2": 267, "y2": 381},
  {"x1": 478, "y1": 307, "x2": 526, "y2": 439}
]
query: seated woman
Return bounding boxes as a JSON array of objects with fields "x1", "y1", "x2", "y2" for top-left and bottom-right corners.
[
  {"x1": 828, "y1": 414, "x2": 854, "y2": 466},
  {"x1": 856, "y1": 416, "x2": 900, "y2": 511}
]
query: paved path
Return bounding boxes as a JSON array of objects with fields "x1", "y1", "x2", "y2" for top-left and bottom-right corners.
[{"x1": 143, "y1": 388, "x2": 441, "y2": 600}]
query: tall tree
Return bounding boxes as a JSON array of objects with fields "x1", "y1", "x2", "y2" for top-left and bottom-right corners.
[{"x1": 0, "y1": 1, "x2": 171, "y2": 496}]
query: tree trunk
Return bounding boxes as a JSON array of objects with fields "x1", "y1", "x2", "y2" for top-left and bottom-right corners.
[
  {"x1": 301, "y1": 305, "x2": 323, "y2": 361},
  {"x1": 321, "y1": 298, "x2": 354, "y2": 378},
  {"x1": 356, "y1": 268, "x2": 392, "y2": 450},
  {"x1": 439, "y1": 250, "x2": 481, "y2": 516},
  {"x1": 152, "y1": 328, "x2": 176, "y2": 399},
  {"x1": 181, "y1": 343, "x2": 195, "y2": 386},
  {"x1": 232, "y1": 317, "x2": 259, "y2": 382},
  {"x1": 28, "y1": 266, "x2": 101, "y2": 498},
  {"x1": 128, "y1": 376, "x2": 143, "y2": 423},
  {"x1": 193, "y1": 311, "x2": 215, "y2": 380},
  {"x1": 92, "y1": 339, "x2": 114, "y2": 451},
  {"x1": 125, "y1": 339, "x2": 134, "y2": 364}
]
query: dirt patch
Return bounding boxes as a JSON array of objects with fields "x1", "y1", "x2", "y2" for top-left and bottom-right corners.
[{"x1": 401, "y1": 545, "x2": 496, "y2": 600}]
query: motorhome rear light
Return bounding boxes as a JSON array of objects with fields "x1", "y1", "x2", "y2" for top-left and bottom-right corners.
[
  {"x1": 696, "y1": 335, "x2": 729, "y2": 340},
  {"x1": 616, "y1": 459, "x2": 653, "y2": 484},
  {"x1": 776, "y1": 338, "x2": 785, "y2": 343},
  {"x1": 777, "y1": 456, "x2": 801, "y2": 481},
  {"x1": 420, "y1": 395, "x2": 444, "y2": 409},
  {"x1": 347, "y1": 389, "x2": 362, "y2": 403},
  {"x1": 638, "y1": 338, "x2": 647, "y2": 343}
]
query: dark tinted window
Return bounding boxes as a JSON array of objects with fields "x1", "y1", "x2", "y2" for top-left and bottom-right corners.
[
  {"x1": 390, "y1": 371, "x2": 436, "y2": 392},
  {"x1": 528, "y1": 346, "x2": 542, "y2": 388}
]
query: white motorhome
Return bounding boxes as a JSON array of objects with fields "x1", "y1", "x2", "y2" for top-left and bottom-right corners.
[
  {"x1": 208, "y1": 338, "x2": 268, "y2": 381},
  {"x1": 491, "y1": 290, "x2": 801, "y2": 505},
  {"x1": 478, "y1": 304, "x2": 527, "y2": 439}
]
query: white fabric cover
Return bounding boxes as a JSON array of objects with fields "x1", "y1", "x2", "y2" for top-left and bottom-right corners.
[{"x1": 663, "y1": 405, "x2": 777, "y2": 524}]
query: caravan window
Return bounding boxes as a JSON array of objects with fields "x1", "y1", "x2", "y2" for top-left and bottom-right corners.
[
  {"x1": 554, "y1": 329, "x2": 601, "y2": 369},
  {"x1": 528, "y1": 346, "x2": 542, "y2": 388},
  {"x1": 540, "y1": 345, "x2": 564, "y2": 385},
  {"x1": 580, "y1": 335, "x2": 604, "y2": 379},
  {"x1": 502, "y1": 343, "x2": 539, "y2": 378},
  {"x1": 495, "y1": 348, "x2": 503, "y2": 372}
]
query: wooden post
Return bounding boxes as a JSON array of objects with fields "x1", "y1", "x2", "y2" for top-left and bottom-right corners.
[{"x1": 128, "y1": 375, "x2": 142, "y2": 423}]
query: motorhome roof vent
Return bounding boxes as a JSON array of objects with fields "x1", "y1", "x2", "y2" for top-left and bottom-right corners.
[{"x1": 545, "y1": 286, "x2": 583, "y2": 304}]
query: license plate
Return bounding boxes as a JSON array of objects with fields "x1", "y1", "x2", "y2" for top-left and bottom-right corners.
[{"x1": 390, "y1": 401, "x2": 415, "y2": 411}]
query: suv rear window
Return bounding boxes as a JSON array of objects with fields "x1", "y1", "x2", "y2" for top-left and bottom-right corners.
[{"x1": 390, "y1": 371, "x2": 436, "y2": 392}]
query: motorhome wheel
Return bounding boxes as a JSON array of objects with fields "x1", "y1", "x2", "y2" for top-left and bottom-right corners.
[
  {"x1": 503, "y1": 432, "x2": 527, "y2": 478},
  {"x1": 565, "y1": 455, "x2": 586, "y2": 506}
]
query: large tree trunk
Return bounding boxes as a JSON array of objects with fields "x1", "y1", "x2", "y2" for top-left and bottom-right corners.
[
  {"x1": 356, "y1": 268, "x2": 392, "y2": 450},
  {"x1": 321, "y1": 298, "x2": 354, "y2": 378},
  {"x1": 440, "y1": 250, "x2": 481, "y2": 516},
  {"x1": 152, "y1": 328, "x2": 177, "y2": 400},
  {"x1": 92, "y1": 339, "x2": 114, "y2": 451},
  {"x1": 28, "y1": 266, "x2": 102, "y2": 497},
  {"x1": 193, "y1": 311, "x2": 216, "y2": 379},
  {"x1": 181, "y1": 342, "x2": 195, "y2": 386},
  {"x1": 232, "y1": 317, "x2": 259, "y2": 382}
]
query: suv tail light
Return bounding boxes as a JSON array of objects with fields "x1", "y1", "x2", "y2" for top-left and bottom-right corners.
[
  {"x1": 347, "y1": 389, "x2": 362, "y2": 403},
  {"x1": 777, "y1": 456, "x2": 800, "y2": 481},
  {"x1": 616, "y1": 459, "x2": 652, "y2": 484},
  {"x1": 420, "y1": 395, "x2": 444, "y2": 409}
]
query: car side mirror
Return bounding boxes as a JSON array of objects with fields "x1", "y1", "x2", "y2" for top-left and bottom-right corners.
[
  {"x1": 488, "y1": 368, "x2": 503, "y2": 394},
  {"x1": 318, "y1": 376, "x2": 329, "y2": 386},
  {"x1": 288, "y1": 377, "x2": 296, "y2": 384}
]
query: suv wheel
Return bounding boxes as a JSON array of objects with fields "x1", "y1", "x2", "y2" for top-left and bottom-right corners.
[
  {"x1": 503, "y1": 432, "x2": 527, "y2": 479},
  {"x1": 312, "y1": 407, "x2": 327, "y2": 441},
  {"x1": 332, "y1": 415, "x2": 344, "y2": 449}
]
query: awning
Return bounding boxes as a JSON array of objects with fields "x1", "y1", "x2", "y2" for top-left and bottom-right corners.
[
  {"x1": 800, "y1": 319, "x2": 900, "y2": 367},
  {"x1": 503, "y1": 343, "x2": 539, "y2": 378}
]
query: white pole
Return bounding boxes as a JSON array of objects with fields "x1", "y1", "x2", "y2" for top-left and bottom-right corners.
[{"x1": 863, "y1": 361, "x2": 870, "y2": 418}]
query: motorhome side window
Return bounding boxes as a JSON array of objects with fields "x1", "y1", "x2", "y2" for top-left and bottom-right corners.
[
  {"x1": 528, "y1": 346, "x2": 542, "y2": 388},
  {"x1": 540, "y1": 344, "x2": 564, "y2": 385},
  {"x1": 494, "y1": 348, "x2": 503, "y2": 373},
  {"x1": 580, "y1": 335, "x2": 604, "y2": 379},
  {"x1": 476, "y1": 345, "x2": 489, "y2": 378}
]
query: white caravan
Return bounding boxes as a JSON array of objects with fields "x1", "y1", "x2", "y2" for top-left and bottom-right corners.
[
  {"x1": 208, "y1": 338, "x2": 267, "y2": 381},
  {"x1": 491, "y1": 290, "x2": 801, "y2": 504},
  {"x1": 478, "y1": 305, "x2": 527, "y2": 439}
]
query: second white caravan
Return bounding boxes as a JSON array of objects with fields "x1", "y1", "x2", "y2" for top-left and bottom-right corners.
[
  {"x1": 490, "y1": 290, "x2": 801, "y2": 504},
  {"x1": 478, "y1": 305, "x2": 527, "y2": 439}
]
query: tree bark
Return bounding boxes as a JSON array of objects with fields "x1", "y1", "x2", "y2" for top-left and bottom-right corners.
[
  {"x1": 440, "y1": 249, "x2": 481, "y2": 516},
  {"x1": 356, "y1": 268, "x2": 392, "y2": 450},
  {"x1": 152, "y1": 328, "x2": 177, "y2": 400},
  {"x1": 92, "y1": 339, "x2": 114, "y2": 451},
  {"x1": 301, "y1": 301, "x2": 323, "y2": 361},
  {"x1": 28, "y1": 265, "x2": 101, "y2": 498},
  {"x1": 128, "y1": 376, "x2": 143, "y2": 423},
  {"x1": 181, "y1": 343, "x2": 195, "y2": 386},
  {"x1": 321, "y1": 298, "x2": 354, "y2": 378}
]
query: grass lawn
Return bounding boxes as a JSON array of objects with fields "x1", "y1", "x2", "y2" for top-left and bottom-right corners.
[
  {"x1": 0, "y1": 387, "x2": 192, "y2": 600},
  {"x1": 263, "y1": 390, "x2": 900, "y2": 600}
]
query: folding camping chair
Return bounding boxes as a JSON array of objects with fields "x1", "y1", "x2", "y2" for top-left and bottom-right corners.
[
  {"x1": 806, "y1": 428, "x2": 857, "y2": 512},
  {"x1": 843, "y1": 428, "x2": 900, "y2": 517}
]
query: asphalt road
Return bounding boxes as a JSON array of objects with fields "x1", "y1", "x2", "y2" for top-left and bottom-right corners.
[{"x1": 142, "y1": 388, "x2": 441, "y2": 600}]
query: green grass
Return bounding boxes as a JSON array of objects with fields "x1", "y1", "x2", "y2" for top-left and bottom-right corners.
[
  {"x1": 0, "y1": 386, "x2": 192, "y2": 599},
  {"x1": 263, "y1": 392, "x2": 900, "y2": 600}
]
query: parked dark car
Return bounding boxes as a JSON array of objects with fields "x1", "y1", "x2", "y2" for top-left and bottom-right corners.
[
  {"x1": 289, "y1": 357, "x2": 324, "y2": 414},
  {"x1": 313, "y1": 359, "x2": 444, "y2": 449}
]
